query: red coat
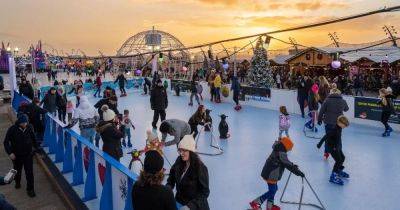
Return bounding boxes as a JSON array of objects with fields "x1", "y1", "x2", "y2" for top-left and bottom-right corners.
[{"x1": 96, "y1": 77, "x2": 102, "y2": 86}]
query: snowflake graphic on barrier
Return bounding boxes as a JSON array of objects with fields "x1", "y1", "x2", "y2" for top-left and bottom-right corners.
[{"x1": 119, "y1": 179, "x2": 128, "y2": 200}]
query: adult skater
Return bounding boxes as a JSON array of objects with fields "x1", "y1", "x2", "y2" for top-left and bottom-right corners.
[
  {"x1": 114, "y1": 72, "x2": 128, "y2": 96},
  {"x1": 378, "y1": 88, "x2": 396, "y2": 137},
  {"x1": 93, "y1": 74, "x2": 102, "y2": 98},
  {"x1": 94, "y1": 95, "x2": 119, "y2": 147},
  {"x1": 249, "y1": 137, "x2": 304, "y2": 210},
  {"x1": 297, "y1": 76, "x2": 308, "y2": 118},
  {"x1": 167, "y1": 135, "x2": 210, "y2": 210},
  {"x1": 318, "y1": 88, "x2": 349, "y2": 159},
  {"x1": 150, "y1": 79, "x2": 168, "y2": 129},
  {"x1": 159, "y1": 119, "x2": 191, "y2": 147},
  {"x1": 40, "y1": 87, "x2": 60, "y2": 117},
  {"x1": 231, "y1": 75, "x2": 241, "y2": 110},
  {"x1": 132, "y1": 150, "x2": 177, "y2": 210},
  {"x1": 95, "y1": 105, "x2": 124, "y2": 161},
  {"x1": 317, "y1": 115, "x2": 350, "y2": 185},
  {"x1": 143, "y1": 77, "x2": 152, "y2": 95},
  {"x1": 189, "y1": 76, "x2": 200, "y2": 106},
  {"x1": 188, "y1": 105, "x2": 206, "y2": 139}
]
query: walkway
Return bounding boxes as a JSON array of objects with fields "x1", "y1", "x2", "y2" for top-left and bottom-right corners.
[{"x1": 0, "y1": 105, "x2": 67, "y2": 210}]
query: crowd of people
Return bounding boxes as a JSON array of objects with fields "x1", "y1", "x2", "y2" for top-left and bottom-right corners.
[{"x1": 2, "y1": 66, "x2": 398, "y2": 210}]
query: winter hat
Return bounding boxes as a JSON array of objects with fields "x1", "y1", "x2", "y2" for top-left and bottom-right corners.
[
  {"x1": 17, "y1": 114, "x2": 29, "y2": 124},
  {"x1": 101, "y1": 105, "x2": 116, "y2": 121},
  {"x1": 143, "y1": 150, "x2": 164, "y2": 174},
  {"x1": 311, "y1": 84, "x2": 319, "y2": 94},
  {"x1": 280, "y1": 137, "x2": 294, "y2": 151},
  {"x1": 146, "y1": 130, "x2": 159, "y2": 142},
  {"x1": 178, "y1": 134, "x2": 196, "y2": 152}
]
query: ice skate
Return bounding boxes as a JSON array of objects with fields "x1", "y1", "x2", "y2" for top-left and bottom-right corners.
[
  {"x1": 249, "y1": 200, "x2": 261, "y2": 210},
  {"x1": 329, "y1": 172, "x2": 344, "y2": 185},
  {"x1": 324, "y1": 152, "x2": 329, "y2": 160},
  {"x1": 338, "y1": 170, "x2": 350, "y2": 178}
]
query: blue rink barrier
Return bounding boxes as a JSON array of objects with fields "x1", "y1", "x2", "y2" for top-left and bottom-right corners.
[{"x1": 12, "y1": 91, "x2": 139, "y2": 209}]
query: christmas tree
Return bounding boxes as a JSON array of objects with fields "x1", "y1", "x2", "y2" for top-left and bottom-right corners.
[{"x1": 247, "y1": 37, "x2": 274, "y2": 88}]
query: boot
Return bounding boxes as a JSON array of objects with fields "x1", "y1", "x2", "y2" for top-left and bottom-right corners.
[
  {"x1": 329, "y1": 172, "x2": 344, "y2": 185},
  {"x1": 382, "y1": 130, "x2": 390, "y2": 137},
  {"x1": 188, "y1": 102, "x2": 193, "y2": 106},
  {"x1": 127, "y1": 140, "x2": 132, "y2": 148},
  {"x1": 324, "y1": 152, "x2": 329, "y2": 160},
  {"x1": 338, "y1": 170, "x2": 350, "y2": 178},
  {"x1": 271, "y1": 205, "x2": 280, "y2": 210},
  {"x1": 249, "y1": 200, "x2": 261, "y2": 210},
  {"x1": 27, "y1": 190, "x2": 36, "y2": 197},
  {"x1": 388, "y1": 126, "x2": 393, "y2": 133}
]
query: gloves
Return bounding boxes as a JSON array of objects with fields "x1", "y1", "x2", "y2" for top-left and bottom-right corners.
[
  {"x1": 179, "y1": 206, "x2": 190, "y2": 210},
  {"x1": 316, "y1": 141, "x2": 323, "y2": 149},
  {"x1": 317, "y1": 121, "x2": 322, "y2": 126},
  {"x1": 293, "y1": 165, "x2": 305, "y2": 177}
]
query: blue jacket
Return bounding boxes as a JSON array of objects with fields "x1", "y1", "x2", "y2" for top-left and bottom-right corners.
[{"x1": 230, "y1": 77, "x2": 240, "y2": 93}]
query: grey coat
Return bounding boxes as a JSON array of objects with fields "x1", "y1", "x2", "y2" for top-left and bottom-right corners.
[
  {"x1": 161, "y1": 119, "x2": 192, "y2": 146},
  {"x1": 318, "y1": 94, "x2": 349, "y2": 125}
]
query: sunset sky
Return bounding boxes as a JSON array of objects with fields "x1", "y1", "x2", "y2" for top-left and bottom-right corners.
[{"x1": 1, "y1": 0, "x2": 399, "y2": 56}]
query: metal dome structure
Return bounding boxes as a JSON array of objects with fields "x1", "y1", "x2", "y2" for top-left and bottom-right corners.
[{"x1": 116, "y1": 28, "x2": 189, "y2": 59}]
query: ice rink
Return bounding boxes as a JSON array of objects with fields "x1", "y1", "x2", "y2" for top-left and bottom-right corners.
[{"x1": 72, "y1": 86, "x2": 400, "y2": 210}]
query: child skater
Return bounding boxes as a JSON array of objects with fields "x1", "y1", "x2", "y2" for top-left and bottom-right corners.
[
  {"x1": 66, "y1": 100, "x2": 74, "y2": 124},
  {"x1": 122, "y1": 109, "x2": 135, "y2": 148},
  {"x1": 278, "y1": 106, "x2": 290, "y2": 138},
  {"x1": 250, "y1": 137, "x2": 305, "y2": 210},
  {"x1": 317, "y1": 115, "x2": 350, "y2": 185}
]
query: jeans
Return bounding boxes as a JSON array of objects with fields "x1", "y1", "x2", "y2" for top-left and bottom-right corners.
[
  {"x1": 94, "y1": 86, "x2": 101, "y2": 97},
  {"x1": 215, "y1": 87, "x2": 221, "y2": 101},
  {"x1": 124, "y1": 128, "x2": 131, "y2": 144},
  {"x1": 81, "y1": 128, "x2": 96, "y2": 144},
  {"x1": 259, "y1": 183, "x2": 278, "y2": 204},
  {"x1": 119, "y1": 86, "x2": 126, "y2": 95},
  {"x1": 233, "y1": 91, "x2": 239, "y2": 106},
  {"x1": 279, "y1": 129, "x2": 289, "y2": 138}
]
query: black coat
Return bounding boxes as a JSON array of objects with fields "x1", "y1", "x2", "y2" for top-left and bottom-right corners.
[
  {"x1": 4, "y1": 124, "x2": 37, "y2": 156},
  {"x1": 41, "y1": 92, "x2": 59, "y2": 113},
  {"x1": 150, "y1": 86, "x2": 168, "y2": 111},
  {"x1": 115, "y1": 74, "x2": 127, "y2": 87},
  {"x1": 132, "y1": 183, "x2": 177, "y2": 210},
  {"x1": 297, "y1": 79, "x2": 307, "y2": 97},
  {"x1": 19, "y1": 83, "x2": 34, "y2": 100},
  {"x1": 95, "y1": 121, "x2": 124, "y2": 160},
  {"x1": 24, "y1": 103, "x2": 48, "y2": 133},
  {"x1": 167, "y1": 158, "x2": 210, "y2": 210}
]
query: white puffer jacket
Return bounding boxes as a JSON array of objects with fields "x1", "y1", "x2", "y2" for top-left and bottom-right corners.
[{"x1": 70, "y1": 96, "x2": 99, "y2": 129}]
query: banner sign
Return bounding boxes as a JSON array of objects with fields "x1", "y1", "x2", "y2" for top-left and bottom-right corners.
[
  {"x1": 171, "y1": 79, "x2": 191, "y2": 92},
  {"x1": 239, "y1": 85, "x2": 271, "y2": 102},
  {"x1": 354, "y1": 97, "x2": 400, "y2": 124}
]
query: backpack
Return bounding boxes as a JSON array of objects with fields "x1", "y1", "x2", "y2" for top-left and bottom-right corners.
[{"x1": 279, "y1": 115, "x2": 290, "y2": 130}]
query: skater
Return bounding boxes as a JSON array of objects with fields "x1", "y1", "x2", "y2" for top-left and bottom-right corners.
[
  {"x1": 143, "y1": 77, "x2": 152, "y2": 95},
  {"x1": 208, "y1": 70, "x2": 216, "y2": 102},
  {"x1": 66, "y1": 100, "x2": 74, "y2": 124},
  {"x1": 317, "y1": 115, "x2": 350, "y2": 185},
  {"x1": 132, "y1": 150, "x2": 177, "y2": 210},
  {"x1": 114, "y1": 72, "x2": 128, "y2": 96},
  {"x1": 4, "y1": 114, "x2": 38, "y2": 197},
  {"x1": 66, "y1": 96, "x2": 99, "y2": 144},
  {"x1": 297, "y1": 76, "x2": 308, "y2": 118},
  {"x1": 378, "y1": 88, "x2": 396, "y2": 137},
  {"x1": 57, "y1": 87, "x2": 67, "y2": 124},
  {"x1": 189, "y1": 77, "x2": 200, "y2": 106},
  {"x1": 214, "y1": 72, "x2": 222, "y2": 103},
  {"x1": 95, "y1": 105, "x2": 124, "y2": 161},
  {"x1": 249, "y1": 137, "x2": 305, "y2": 210},
  {"x1": 318, "y1": 88, "x2": 348, "y2": 159},
  {"x1": 150, "y1": 79, "x2": 168, "y2": 129},
  {"x1": 159, "y1": 119, "x2": 191, "y2": 147},
  {"x1": 231, "y1": 75, "x2": 241, "y2": 110},
  {"x1": 305, "y1": 84, "x2": 319, "y2": 131},
  {"x1": 93, "y1": 74, "x2": 102, "y2": 98},
  {"x1": 278, "y1": 106, "x2": 290, "y2": 138},
  {"x1": 167, "y1": 134, "x2": 210, "y2": 210},
  {"x1": 40, "y1": 87, "x2": 59, "y2": 117},
  {"x1": 188, "y1": 105, "x2": 206, "y2": 139},
  {"x1": 122, "y1": 109, "x2": 135, "y2": 148}
]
